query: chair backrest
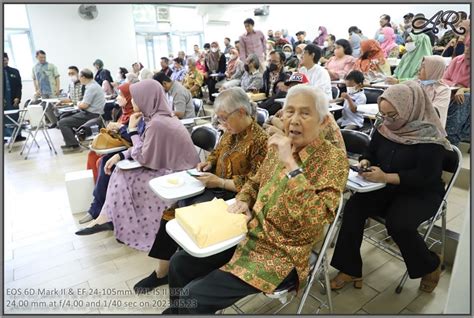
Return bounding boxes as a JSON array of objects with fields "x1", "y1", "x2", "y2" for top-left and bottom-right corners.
[
  {"x1": 191, "y1": 126, "x2": 218, "y2": 152},
  {"x1": 256, "y1": 107, "x2": 269, "y2": 126},
  {"x1": 341, "y1": 129, "x2": 371, "y2": 156},
  {"x1": 441, "y1": 145, "x2": 462, "y2": 195},
  {"x1": 20, "y1": 99, "x2": 31, "y2": 110},
  {"x1": 331, "y1": 86, "x2": 340, "y2": 100},
  {"x1": 193, "y1": 98, "x2": 203, "y2": 116},
  {"x1": 364, "y1": 88, "x2": 384, "y2": 104},
  {"x1": 27, "y1": 105, "x2": 45, "y2": 128}
]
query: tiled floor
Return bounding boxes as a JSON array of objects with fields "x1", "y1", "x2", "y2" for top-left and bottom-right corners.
[{"x1": 3, "y1": 125, "x2": 469, "y2": 315}]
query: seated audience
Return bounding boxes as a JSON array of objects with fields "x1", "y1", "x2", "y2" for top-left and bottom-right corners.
[
  {"x1": 58, "y1": 69, "x2": 105, "y2": 152},
  {"x1": 273, "y1": 30, "x2": 290, "y2": 51},
  {"x1": 353, "y1": 39, "x2": 391, "y2": 79},
  {"x1": 378, "y1": 26, "x2": 400, "y2": 58},
  {"x1": 386, "y1": 32, "x2": 432, "y2": 83},
  {"x1": 320, "y1": 34, "x2": 336, "y2": 65},
  {"x1": 217, "y1": 48, "x2": 245, "y2": 91},
  {"x1": 192, "y1": 44, "x2": 201, "y2": 60},
  {"x1": 125, "y1": 72, "x2": 140, "y2": 84},
  {"x1": 417, "y1": 56, "x2": 451, "y2": 128},
  {"x1": 223, "y1": 37, "x2": 233, "y2": 55},
  {"x1": 294, "y1": 31, "x2": 311, "y2": 48},
  {"x1": 154, "y1": 72, "x2": 195, "y2": 119},
  {"x1": 205, "y1": 42, "x2": 227, "y2": 103},
  {"x1": 93, "y1": 59, "x2": 113, "y2": 86},
  {"x1": 299, "y1": 44, "x2": 332, "y2": 100},
  {"x1": 159, "y1": 57, "x2": 173, "y2": 78},
  {"x1": 183, "y1": 58, "x2": 205, "y2": 98},
  {"x1": 348, "y1": 31, "x2": 362, "y2": 58},
  {"x1": 162, "y1": 85, "x2": 348, "y2": 314},
  {"x1": 239, "y1": 54, "x2": 264, "y2": 92},
  {"x1": 133, "y1": 87, "x2": 268, "y2": 293},
  {"x1": 113, "y1": 67, "x2": 128, "y2": 87},
  {"x1": 336, "y1": 70, "x2": 367, "y2": 130},
  {"x1": 330, "y1": 81, "x2": 451, "y2": 294},
  {"x1": 170, "y1": 58, "x2": 186, "y2": 82},
  {"x1": 282, "y1": 29, "x2": 296, "y2": 48},
  {"x1": 196, "y1": 52, "x2": 208, "y2": 78},
  {"x1": 282, "y1": 44, "x2": 300, "y2": 71},
  {"x1": 313, "y1": 26, "x2": 328, "y2": 46},
  {"x1": 262, "y1": 51, "x2": 288, "y2": 98},
  {"x1": 75, "y1": 80, "x2": 200, "y2": 252},
  {"x1": 178, "y1": 51, "x2": 187, "y2": 67},
  {"x1": 140, "y1": 68, "x2": 154, "y2": 80},
  {"x1": 325, "y1": 39, "x2": 356, "y2": 80},
  {"x1": 443, "y1": 46, "x2": 471, "y2": 146},
  {"x1": 80, "y1": 82, "x2": 142, "y2": 223}
]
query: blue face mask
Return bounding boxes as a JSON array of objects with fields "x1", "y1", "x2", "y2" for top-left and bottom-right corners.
[
  {"x1": 420, "y1": 79, "x2": 437, "y2": 86},
  {"x1": 377, "y1": 35, "x2": 385, "y2": 43}
]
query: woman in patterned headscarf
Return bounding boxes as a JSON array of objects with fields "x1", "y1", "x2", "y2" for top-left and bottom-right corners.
[
  {"x1": 330, "y1": 81, "x2": 451, "y2": 294},
  {"x1": 353, "y1": 39, "x2": 391, "y2": 76}
]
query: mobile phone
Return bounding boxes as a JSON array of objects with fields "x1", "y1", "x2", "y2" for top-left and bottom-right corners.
[
  {"x1": 186, "y1": 169, "x2": 205, "y2": 177},
  {"x1": 350, "y1": 165, "x2": 371, "y2": 173}
]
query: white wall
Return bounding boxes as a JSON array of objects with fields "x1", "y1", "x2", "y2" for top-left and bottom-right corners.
[
  {"x1": 25, "y1": 4, "x2": 137, "y2": 97},
  {"x1": 201, "y1": 4, "x2": 470, "y2": 47}
]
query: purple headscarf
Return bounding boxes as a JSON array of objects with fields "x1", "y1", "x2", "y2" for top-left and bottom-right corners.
[
  {"x1": 313, "y1": 26, "x2": 328, "y2": 46},
  {"x1": 129, "y1": 79, "x2": 200, "y2": 171}
]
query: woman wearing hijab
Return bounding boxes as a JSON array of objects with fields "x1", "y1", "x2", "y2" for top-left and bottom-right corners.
[
  {"x1": 443, "y1": 46, "x2": 471, "y2": 146},
  {"x1": 313, "y1": 26, "x2": 328, "y2": 46},
  {"x1": 205, "y1": 41, "x2": 227, "y2": 104},
  {"x1": 349, "y1": 32, "x2": 362, "y2": 58},
  {"x1": 216, "y1": 48, "x2": 245, "y2": 91},
  {"x1": 330, "y1": 81, "x2": 451, "y2": 294},
  {"x1": 378, "y1": 27, "x2": 399, "y2": 58},
  {"x1": 81, "y1": 82, "x2": 145, "y2": 224},
  {"x1": 386, "y1": 33, "x2": 432, "y2": 84},
  {"x1": 353, "y1": 39, "x2": 391, "y2": 77},
  {"x1": 75, "y1": 80, "x2": 200, "y2": 252},
  {"x1": 417, "y1": 56, "x2": 451, "y2": 128}
]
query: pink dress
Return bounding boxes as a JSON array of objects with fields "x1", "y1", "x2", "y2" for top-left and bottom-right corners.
[{"x1": 325, "y1": 55, "x2": 356, "y2": 80}]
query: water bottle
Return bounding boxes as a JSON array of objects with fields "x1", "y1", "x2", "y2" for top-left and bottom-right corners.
[{"x1": 91, "y1": 124, "x2": 99, "y2": 136}]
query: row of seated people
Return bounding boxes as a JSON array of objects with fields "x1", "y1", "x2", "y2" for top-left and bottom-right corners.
[{"x1": 71, "y1": 75, "x2": 452, "y2": 313}]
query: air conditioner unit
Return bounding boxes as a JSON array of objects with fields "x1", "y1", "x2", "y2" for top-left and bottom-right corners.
[
  {"x1": 207, "y1": 20, "x2": 230, "y2": 26},
  {"x1": 254, "y1": 6, "x2": 269, "y2": 16},
  {"x1": 155, "y1": 6, "x2": 170, "y2": 22}
]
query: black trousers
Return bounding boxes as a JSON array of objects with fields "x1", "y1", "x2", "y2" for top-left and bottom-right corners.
[
  {"x1": 207, "y1": 77, "x2": 224, "y2": 102},
  {"x1": 167, "y1": 247, "x2": 260, "y2": 314},
  {"x1": 330, "y1": 187, "x2": 442, "y2": 279},
  {"x1": 258, "y1": 91, "x2": 286, "y2": 116},
  {"x1": 148, "y1": 188, "x2": 236, "y2": 260}
]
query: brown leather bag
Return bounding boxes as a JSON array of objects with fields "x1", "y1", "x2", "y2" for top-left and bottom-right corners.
[{"x1": 91, "y1": 128, "x2": 132, "y2": 149}]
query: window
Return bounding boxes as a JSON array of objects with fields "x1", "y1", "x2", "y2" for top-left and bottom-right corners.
[
  {"x1": 132, "y1": 4, "x2": 204, "y2": 70},
  {"x1": 4, "y1": 5, "x2": 35, "y2": 81}
]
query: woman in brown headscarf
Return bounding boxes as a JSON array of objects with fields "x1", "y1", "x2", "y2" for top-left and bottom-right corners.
[
  {"x1": 330, "y1": 81, "x2": 451, "y2": 294},
  {"x1": 353, "y1": 39, "x2": 391, "y2": 77},
  {"x1": 217, "y1": 48, "x2": 245, "y2": 91},
  {"x1": 205, "y1": 41, "x2": 227, "y2": 103}
]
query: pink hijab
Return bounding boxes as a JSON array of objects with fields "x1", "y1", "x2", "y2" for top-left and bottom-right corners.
[
  {"x1": 379, "y1": 27, "x2": 398, "y2": 58},
  {"x1": 129, "y1": 79, "x2": 200, "y2": 170}
]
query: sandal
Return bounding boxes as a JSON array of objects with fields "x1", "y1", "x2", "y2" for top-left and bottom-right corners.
[
  {"x1": 330, "y1": 272, "x2": 363, "y2": 290},
  {"x1": 419, "y1": 254, "x2": 442, "y2": 293}
]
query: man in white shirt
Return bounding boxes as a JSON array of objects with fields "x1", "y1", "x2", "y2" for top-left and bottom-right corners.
[{"x1": 298, "y1": 44, "x2": 332, "y2": 100}]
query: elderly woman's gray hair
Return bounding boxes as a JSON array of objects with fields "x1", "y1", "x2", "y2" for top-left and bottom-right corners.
[
  {"x1": 187, "y1": 57, "x2": 196, "y2": 67},
  {"x1": 247, "y1": 54, "x2": 260, "y2": 70},
  {"x1": 214, "y1": 87, "x2": 253, "y2": 115},
  {"x1": 284, "y1": 85, "x2": 329, "y2": 124}
]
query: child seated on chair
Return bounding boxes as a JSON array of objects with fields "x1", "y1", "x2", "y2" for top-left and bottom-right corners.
[{"x1": 336, "y1": 70, "x2": 367, "y2": 130}]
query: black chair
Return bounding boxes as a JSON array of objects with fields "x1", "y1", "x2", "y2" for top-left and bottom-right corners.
[
  {"x1": 363, "y1": 145, "x2": 462, "y2": 294},
  {"x1": 75, "y1": 115, "x2": 106, "y2": 142},
  {"x1": 340, "y1": 129, "x2": 371, "y2": 159},
  {"x1": 364, "y1": 88, "x2": 384, "y2": 104},
  {"x1": 331, "y1": 86, "x2": 340, "y2": 100},
  {"x1": 191, "y1": 126, "x2": 218, "y2": 153}
]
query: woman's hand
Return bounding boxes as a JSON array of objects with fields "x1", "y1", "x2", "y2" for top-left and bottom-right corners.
[
  {"x1": 360, "y1": 166, "x2": 387, "y2": 183},
  {"x1": 263, "y1": 124, "x2": 284, "y2": 136},
  {"x1": 227, "y1": 200, "x2": 252, "y2": 223},
  {"x1": 385, "y1": 77, "x2": 399, "y2": 85},
  {"x1": 106, "y1": 122, "x2": 122, "y2": 131},
  {"x1": 104, "y1": 154, "x2": 121, "y2": 175},
  {"x1": 454, "y1": 88, "x2": 467, "y2": 104},
  {"x1": 268, "y1": 134, "x2": 298, "y2": 170},
  {"x1": 195, "y1": 172, "x2": 222, "y2": 188},
  {"x1": 197, "y1": 162, "x2": 212, "y2": 172},
  {"x1": 269, "y1": 116, "x2": 284, "y2": 130},
  {"x1": 128, "y1": 112, "x2": 142, "y2": 129},
  {"x1": 359, "y1": 159, "x2": 371, "y2": 169}
]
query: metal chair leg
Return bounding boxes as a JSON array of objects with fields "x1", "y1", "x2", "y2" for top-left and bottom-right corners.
[
  {"x1": 395, "y1": 270, "x2": 409, "y2": 294},
  {"x1": 441, "y1": 206, "x2": 446, "y2": 270},
  {"x1": 41, "y1": 129, "x2": 53, "y2": 150},
  {"x1": 323, "y1": 256, "x2": 333, "y2": 313},
  {"x1": 24, "y1": 126, "x2": 41, "y2": 160}
]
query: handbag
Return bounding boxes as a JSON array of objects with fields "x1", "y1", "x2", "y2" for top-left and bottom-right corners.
[{"x1": 91, "y1": 128, "x2": 132, "y2": 149}]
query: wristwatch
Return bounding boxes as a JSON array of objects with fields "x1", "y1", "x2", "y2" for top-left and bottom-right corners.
[{"x1": 287, "y1": 167, "x2": 304, "y2": 179}]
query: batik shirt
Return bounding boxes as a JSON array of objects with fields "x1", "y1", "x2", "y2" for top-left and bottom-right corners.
[{"x1": 221, "y1": 138, "x2": 348, "y2": 293}]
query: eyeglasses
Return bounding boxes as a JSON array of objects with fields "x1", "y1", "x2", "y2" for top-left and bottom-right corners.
[
  {"x1": 217, "y1": 109, "x2": 240, "y2": 123},
  {"x1": 376, "y1": 111, "x2": 400, "y2": 122}
]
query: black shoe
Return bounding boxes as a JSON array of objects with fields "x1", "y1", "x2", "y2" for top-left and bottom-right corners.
[
  {"x1": 61, "y1": 145, "x2": 82, "y2": 153},
  {"x1": 134, "y1": 272, "x2": 169, "y2": 294},
  {"x1": 75, "y1": 222, "x2": 113, "y2": 236},
  {"x1": 48, "y1": 123, "x2": 57, "y2": 129},
  {"x1": 116, "y1": 239, "x2": 124, "y2": 244},
  {"x1": 14, "y1": 135, "x2": 26, "y2": 142}
]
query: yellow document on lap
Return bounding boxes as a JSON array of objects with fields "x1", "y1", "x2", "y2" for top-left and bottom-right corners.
[{"x1": 175, "y1": 199, "x2": 248, "y2": 248}]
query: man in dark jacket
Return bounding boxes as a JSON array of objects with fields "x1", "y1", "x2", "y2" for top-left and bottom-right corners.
[
  {"x1": 259, "y1": 51, "x2": 290, "y2": 115},
  {"x1": 3, "y1": 52, "x2": 24, "y2": 141}
]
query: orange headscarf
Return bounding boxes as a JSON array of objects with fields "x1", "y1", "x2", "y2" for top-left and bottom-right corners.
[
  {"x1": 354, "y1": 39, "x2": 386, "y2": 73},
  {"x1": 118, "y1": 82, "x2": 133, "y2": 124}
]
